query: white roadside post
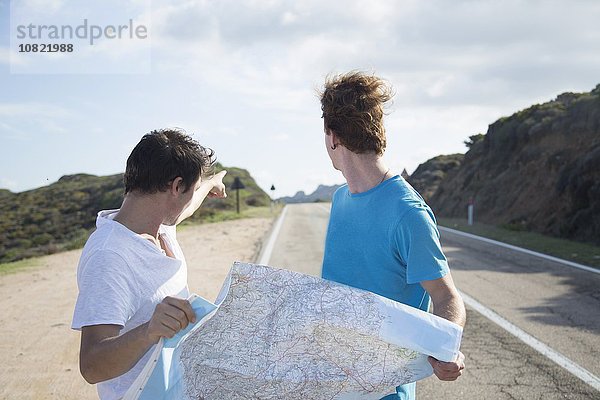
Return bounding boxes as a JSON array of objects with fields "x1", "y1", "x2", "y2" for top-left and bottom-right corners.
[{"x1": 467, "y1": 197, "x2": 474, "y2": 226}]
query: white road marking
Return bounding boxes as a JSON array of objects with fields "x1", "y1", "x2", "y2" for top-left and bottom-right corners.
[
  {"x1": 257, "y1": 205, "x2": 288, "y2": 265},
  {"x1": 439, "y1": 226, "x2": 599, "y2": 275},
  {"x1": 316, "y1": 204, "x2": 331, "y2": 213},
  {"x1": 460, "y1": 291, "x2": 600, "y2": 391}
]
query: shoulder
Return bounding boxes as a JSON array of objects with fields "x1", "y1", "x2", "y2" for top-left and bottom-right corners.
[
  {"x1": 332, "y1": 184, "x2": 349, "y2": 201},
  {"x1": 329, "y1": 184, "x2": 349, "y2": 211},
  {"x1": 393, "y1": 204, "x2": 441, "y2": 249},
  {"x1": 400, "y1": 204, "x2": 437, "y2": 227},
  {"x1": 83, "y1": 222, "x2": 124, "y2": 251},
  {"x1": 386, "y1": 177, "x2": 426, "y2": 202},
  {"x1": 78, "y1": 248, "x2": 130, "y2": 277},
  {"x1": 79, "y1": 225, "x2": 135, "y2": 277},
  {"x1": 377, "y1": 177, "x2": 432, "y2": 221},
  {"x1": 385, "y1": 179, "x2": 438, "y2": 236}
]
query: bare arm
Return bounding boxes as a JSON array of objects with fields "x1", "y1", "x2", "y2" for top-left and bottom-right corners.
[
  {"x1": 175, "y1": 170, "x2": 228, "y2": 225},
  {"x1": 420, "y1": 272, "x2": 466, "y2": 381},
  {"x1": 420, "y1": 272, "x2": 465, "y2": 327},
  {"x1": 79, "y1": 297, "x2": 196, "y2": 384}
]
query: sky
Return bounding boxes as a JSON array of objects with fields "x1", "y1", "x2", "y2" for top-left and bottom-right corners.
[{"x1": 1, "y1": 0, "x2": 599, "y2": 198}]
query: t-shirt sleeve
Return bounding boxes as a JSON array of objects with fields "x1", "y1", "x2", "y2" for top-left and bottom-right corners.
[
  {"x1": 71, "y1": 249, "x2": 140, "y2": 330},
  {"x1": 394, "y1": 206, "x2": 449, "y2": 284}
]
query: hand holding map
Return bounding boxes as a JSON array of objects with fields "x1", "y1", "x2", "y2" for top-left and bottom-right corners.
[{"x1": 124, "y1": 262, "x2": 463, "y2": 400}]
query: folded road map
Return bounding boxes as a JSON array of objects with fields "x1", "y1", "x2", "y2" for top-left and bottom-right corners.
[{"x1": 123, "y1": 262, "x2": 463, "y2": 400}]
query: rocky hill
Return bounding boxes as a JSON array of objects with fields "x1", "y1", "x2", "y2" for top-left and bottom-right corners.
[
  {"x1": 279, "y1": 184, "x2": 342, "y2": 204},
  {"x1": 0, "y1": 164, "x2": 269, "y2": 263},
  {"x1": 429, "y1": 84, "x2": 600, "y2": 245},
  {"x1": 407, "y1": 154, "x2": 464, "y2": 202}
]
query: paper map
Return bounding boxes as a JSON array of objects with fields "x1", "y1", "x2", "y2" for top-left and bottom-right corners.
[{"x1": 124, "y1": 262, "x2": 462, "y2": 400}]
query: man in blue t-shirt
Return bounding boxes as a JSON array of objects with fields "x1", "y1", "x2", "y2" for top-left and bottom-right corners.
[{"x1": 319, "y1": 72, "x2": 466, "y2": 400}]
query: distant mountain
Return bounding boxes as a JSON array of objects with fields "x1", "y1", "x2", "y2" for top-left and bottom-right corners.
[
  {"x1": 279, "y1": 184, "x2": 343, "y2": 204},
  {"x1": 0, "y1": 164, "x2": 269, "y2": 263},
  {"x1": 428, "y1": 84, "x2": 600, "y2": 245}
]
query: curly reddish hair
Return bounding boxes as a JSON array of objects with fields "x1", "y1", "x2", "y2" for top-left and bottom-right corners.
[{"x1": 320, "y1": 71, "x2": 393, "y2": 155}]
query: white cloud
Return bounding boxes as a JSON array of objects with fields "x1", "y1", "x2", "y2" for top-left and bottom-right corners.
[
  {"x1": 147, "y1": 0, "x2": 600, "y2": 115},
  {"x1": 0, "y1": 46, "x2": 31, "y2": 67},
  {"x1": 8, "y1": 0, "x2": 152, "y2": 74},
  {"x1": 0, "y1": 121, "x2": 27, "y2": 140},
  {"x1": 273, "y1": 133, "x2": 289, "y2": 142},
  {"x1": 0, "y1": 103, "x2": 75, "y2": 140},
  {"x1": 0, "y1": 47, "x2": 9, "y2": 65},
  {"x1": 20, "y1": 0, "x2": 66, "y2": 14},
  {"x1": 0, "y1": 177, "x2": 18, "y2": 191},
  {"x1": 0, "y1": 102, "x2": 72, "y2": 118}
]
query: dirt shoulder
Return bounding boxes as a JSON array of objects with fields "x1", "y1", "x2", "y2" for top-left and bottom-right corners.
[{"x1": 0, "y1": 217, "x2": 273, "y2": 400}]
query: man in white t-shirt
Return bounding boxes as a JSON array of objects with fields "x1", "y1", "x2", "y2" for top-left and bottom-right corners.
[{"x1": 71, "y1": 128, "x2": 227, "y2": 400}]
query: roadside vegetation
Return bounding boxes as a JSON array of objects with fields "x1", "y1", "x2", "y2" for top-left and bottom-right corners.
[
  {"x1": 0, "y1": 258, "x2": 43, "y2": 276},
  {"x1": 437, "y1": 217, "x2": 600, "y2": 269},
  {"x1": 0, "y1": 203, "x2": 282, "y2": 276},
  {"x1": 0, "y1": 164, "x2": 274, "y2": 270}
]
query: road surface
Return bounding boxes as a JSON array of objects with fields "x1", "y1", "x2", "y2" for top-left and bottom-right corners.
[{"x1": 265, "y1": 203, "x2": 600, "y2": 399}]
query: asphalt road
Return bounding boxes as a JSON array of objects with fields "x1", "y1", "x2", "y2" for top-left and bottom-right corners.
[
  {"x1": 267, "y1": 203, "x2": 329, "y2": 277},
  {"x1": 266, "y1": 203, "x2": 600, "y2": 399}
]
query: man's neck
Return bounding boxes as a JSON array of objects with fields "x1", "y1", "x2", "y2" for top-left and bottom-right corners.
[
  {"x1": 113, "y1": 193, "x2": 166, "y2": 238},
  {"x1": 340, "y1": 154, "x2": 390, "y2": 194}
]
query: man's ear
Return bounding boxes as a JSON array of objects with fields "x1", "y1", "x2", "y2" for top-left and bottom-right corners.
[
  {"x1": 170, "y1": 177, "x2": 185, "y2": 195},
  {"x1": 326, "y1": 128, "x2": 338, "y2": 141},
  {"x1": 326, "y1": 129, "x2": 340, "y2": 147}
]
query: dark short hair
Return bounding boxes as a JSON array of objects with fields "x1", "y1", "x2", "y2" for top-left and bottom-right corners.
[
  {"x1": 124, "y1": 128, "x2": 215, "y2": 194},
  {"x1": 320, "y1": 71, "x2": 393, "y2": 155}
]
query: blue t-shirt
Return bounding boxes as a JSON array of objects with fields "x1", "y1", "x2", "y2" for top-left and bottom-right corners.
[{"x1": 322, "y1": 175, "x2": 449, "y2": 400}]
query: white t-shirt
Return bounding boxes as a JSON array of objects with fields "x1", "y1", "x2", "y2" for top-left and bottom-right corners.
[{"x1": 72, "y1": 209, "x2": 189, "y2": 400}]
